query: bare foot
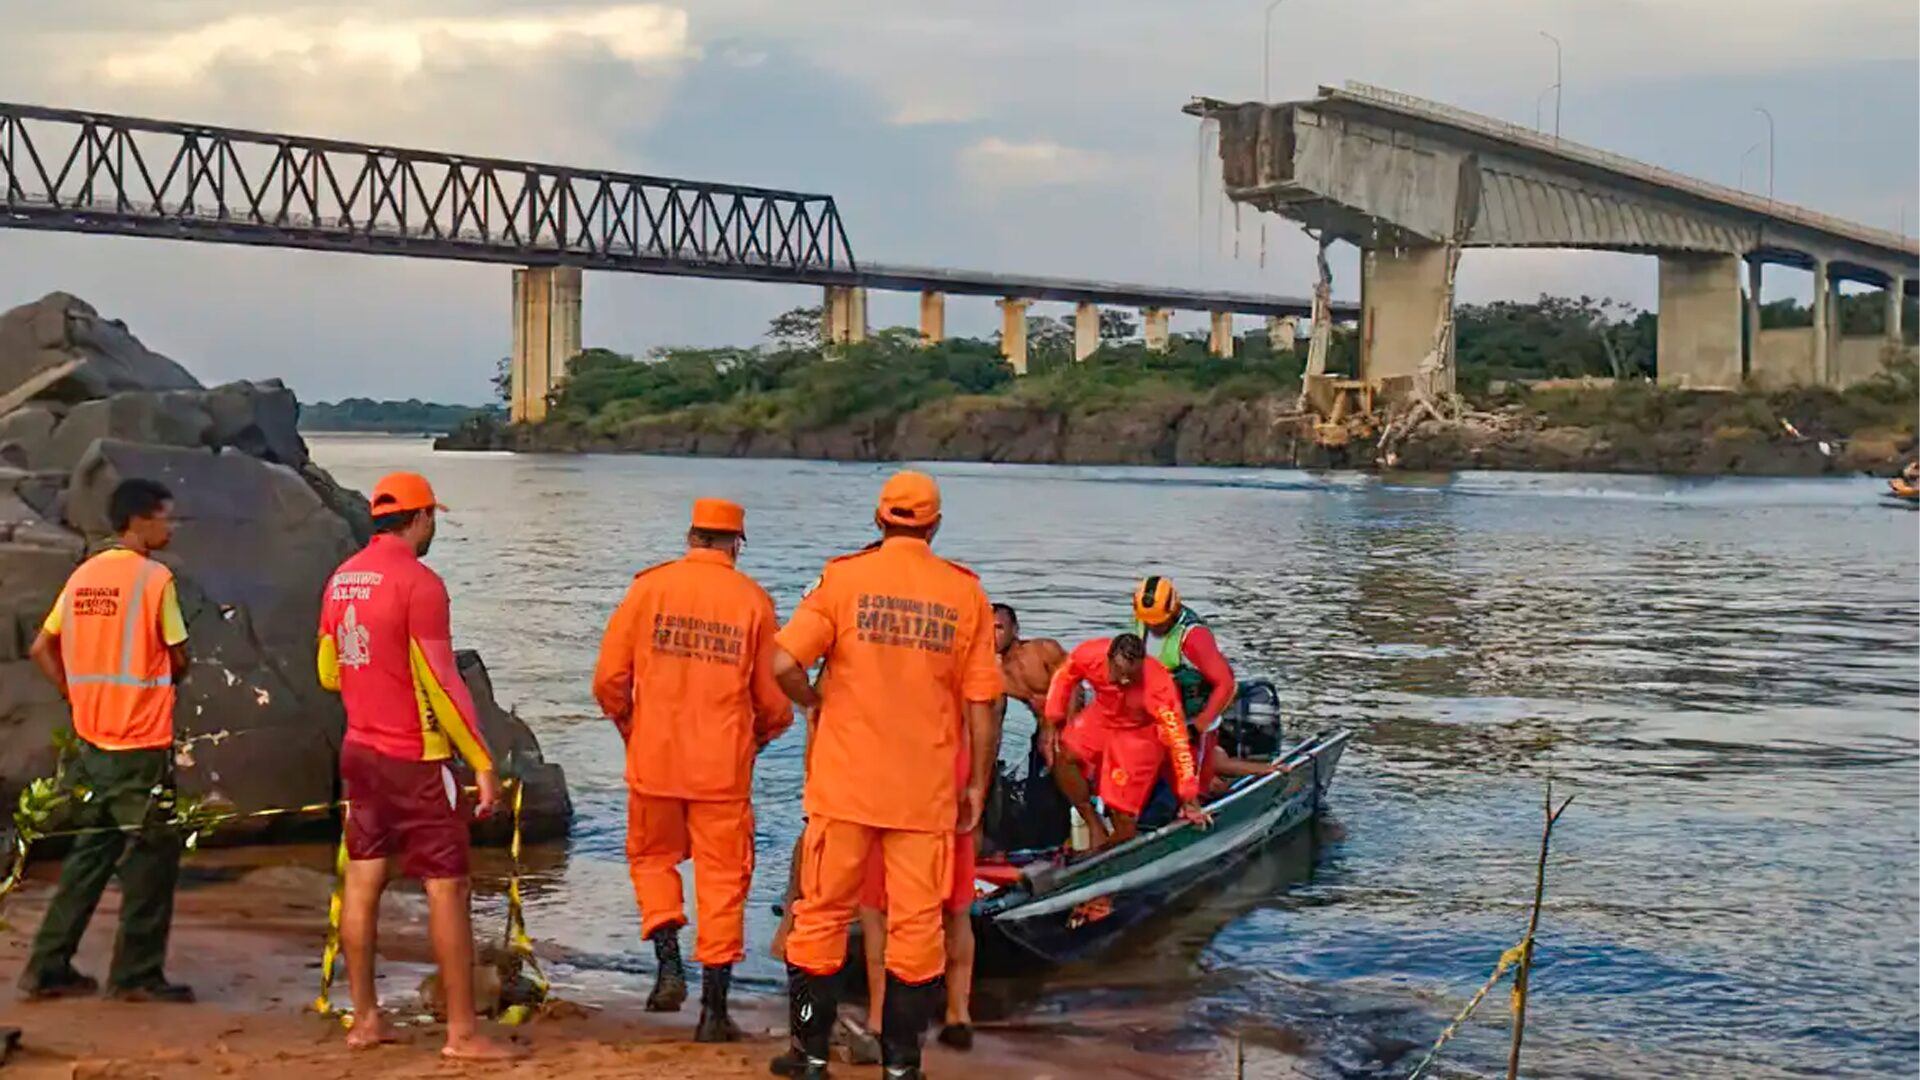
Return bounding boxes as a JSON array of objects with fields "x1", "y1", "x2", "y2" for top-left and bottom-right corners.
[
  {"x1": 344, "y1": 1013, "x2": 397, "y2": 1050},
  {"x1": 442, "y1": 1031, "x2": 525, "y2": 1061}
]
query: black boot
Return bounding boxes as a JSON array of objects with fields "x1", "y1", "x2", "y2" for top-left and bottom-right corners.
[
  {"x1": 880, "y1": 972, "x2": 944, "y2": 1079},
  {"x1": 695, "y1": 964, "x2": 742, "y2": 1043},
  {"x1": 769, "y1": 962, "x2": 837, "y2": 1078},
  {"x1": 646, "y1": 924, "x2": 687, "y2": 1012}
]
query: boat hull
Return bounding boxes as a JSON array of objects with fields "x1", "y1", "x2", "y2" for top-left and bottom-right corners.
[{"x1": 974, "y1": 728, "x2": 1350, "y2": 972}]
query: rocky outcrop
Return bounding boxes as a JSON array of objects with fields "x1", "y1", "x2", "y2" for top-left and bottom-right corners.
[
  {"x1": 441, "y1": 382, "x2": 1909, "y2": 478},
  {"x1": 0, "y1": 293, "x2": 571, "y2": 843},
  {"x1": 0, "y1": 293, "x2": 200, "y2": 402}
]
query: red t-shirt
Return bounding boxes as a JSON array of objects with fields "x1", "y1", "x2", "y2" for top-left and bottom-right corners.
[{"x1": 317, "y1": 534, "x2": 493, "y2": 770}]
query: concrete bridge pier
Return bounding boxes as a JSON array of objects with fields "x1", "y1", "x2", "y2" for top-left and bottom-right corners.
[
  {"x1": 822, "y1": 285, "x2": 869, "y2": 345},
  {"x1": 999, "y1": 298, "x2": 1031, "y2": 374},
  {"x1": 1074, "y1": 302, "x2": 1100, "y2": 361},
  {"x1": 1142, "y1": 308, "x2": 1171, "y2": 352},
  {"x1": 510, "y1": 265, "x2": 582, "y2": 423},
  {"x1": 1831, "y1": 271, "x2": 1916, "y2": 387},
  {"x1": 918, "y1": 290, "x2": 946, "y2": 345},
  {"x1": 1208, "y1": 312, "x2": 1234, "y2": 357},
  {"x1": 1810, "y1": 259, "x2": 1832, "y2": 386},
  {"x1": 1359, "y1": 245, "x2": 1455, "y2": 398},
  {"x1": 1656, "y1": 253, "x2": 1743, "y2": 390}
]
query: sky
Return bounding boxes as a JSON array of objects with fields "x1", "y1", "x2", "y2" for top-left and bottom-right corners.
[{"x1": 2, "y1": 1, "x2": 1915, "y2": 403}]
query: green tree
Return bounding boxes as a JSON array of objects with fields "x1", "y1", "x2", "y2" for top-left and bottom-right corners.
[
  {"x1": 768, "y1": 305, "x2": 823, "y2": 350},
  {"x1": 492, "y1": 357, "x2": 511, "y2": 405}
]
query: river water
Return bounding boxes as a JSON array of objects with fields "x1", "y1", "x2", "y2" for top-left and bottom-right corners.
[{"x1": 309, "y1": 435, "x2": 1918, "y2": 1079}]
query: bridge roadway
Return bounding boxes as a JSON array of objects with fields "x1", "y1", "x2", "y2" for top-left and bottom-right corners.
[
  {"x1": 0, "y1": 101, "x2": 1343, "y2": 422},
  {"x1": 1191, "y1": 82, "x2": 1918, "y2": 396}
]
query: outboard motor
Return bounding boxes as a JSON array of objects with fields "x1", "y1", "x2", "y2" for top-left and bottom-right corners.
[{"x1": 1224, "y1": 679, "x2": 1284, "y2": 760}]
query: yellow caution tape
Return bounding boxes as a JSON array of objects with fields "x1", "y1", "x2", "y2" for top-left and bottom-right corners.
[
  {"x1": 1405, "y1": 934, "x2": 1535, "y2": 1080},
  {"x1": 0, "y1": 773, "x2": 559, "y2": 1028},
  {"x1": 313, "y1": 819, "x2": 351, "y2": 1023},
  {"x1": 500, "y1": 779, "x2": 551, "y2": 1023}
]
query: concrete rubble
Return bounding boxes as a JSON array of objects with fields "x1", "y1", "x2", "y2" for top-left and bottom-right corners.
[{"x1": 0, "y1": 293, "x2": 570, "y2": 842}]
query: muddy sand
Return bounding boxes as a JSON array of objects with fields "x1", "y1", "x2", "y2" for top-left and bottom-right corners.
[{"x1": 0, "y1": 846, "x2": 1280, "y2": 1079}]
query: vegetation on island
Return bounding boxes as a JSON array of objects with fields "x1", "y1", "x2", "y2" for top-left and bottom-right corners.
[
  {"x1": 439, "y1": 292, "x2": 1914, "y2": 473},
  {"x1": 300, "y1": 397, "x2": 498, "y2": 433},
  {"x1": 491, "y1": 293, "x2": 1911, "y2": 428}
]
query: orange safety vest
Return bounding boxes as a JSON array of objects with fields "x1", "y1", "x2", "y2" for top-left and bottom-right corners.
[{"x1": 58, "y1": 551, "x2": 179, "y2": 750}]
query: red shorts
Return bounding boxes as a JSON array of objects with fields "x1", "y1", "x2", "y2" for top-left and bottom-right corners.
[
  {"x1": 1063, "y1": 718, "x2": 1165, "y2": 817},
  {"x1": 340, "y1": 741, "x2": 470, "y2": 880},
  {"x1": 861, "y1": 827, "x2": 976, "y2": 914}
]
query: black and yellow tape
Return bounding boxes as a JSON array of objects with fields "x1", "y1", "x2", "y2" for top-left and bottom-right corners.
[
  {"x1": 0, "y1": 777, "x2": 553, "y2": 1027},
  {"x1": 1404, "y1": 939, "x2": 1530, "y2": 1080}
]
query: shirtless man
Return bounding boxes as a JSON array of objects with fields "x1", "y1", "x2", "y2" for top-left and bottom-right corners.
[{"x1": 994, "y1": 604, "x2": 1068, "y2": 727}]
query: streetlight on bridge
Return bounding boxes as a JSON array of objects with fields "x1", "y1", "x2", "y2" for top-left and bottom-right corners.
[
  {"x1": 1259, "y1": 0, "x2": 1290, "y2": 271},
  {"x1": 1753, "y1": 106, "x2": 1776, "y2": 201},
  {"x1": 1263, "y1": 0, "x2": 1288, "y2": 102},
  {"x1": 1538, "y1": 31, "x2": 1563, "y2": 140}
]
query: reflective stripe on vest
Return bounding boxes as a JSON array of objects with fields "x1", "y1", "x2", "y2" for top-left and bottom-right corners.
[
  {"x1": 65, "y1": 558, "x2": 173, "y2": 690},
  {"x1": 1136, "y1": 607, "x2": 1217, "y2": 721},
  {"x1": 62, "y1": 551, "x2": 178, "y2": 751},
  {"x1": 1135, "y1": 606, "x2": 1202, "y2": 673}
]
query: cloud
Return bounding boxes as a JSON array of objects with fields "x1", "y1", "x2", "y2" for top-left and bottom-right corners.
[
  {"x1": 97, "y1": 5, "x2": 694, "y2": 85},
  {"x1": 958, "y1": 137, "x2": 1115, "y2": 190}
]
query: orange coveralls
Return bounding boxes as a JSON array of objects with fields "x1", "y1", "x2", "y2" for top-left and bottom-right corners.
[
  {"x1": 1045, "y1": 639, "x2": 1200, "y2": 815},
  {"x1": 592, "y1": 548, "x2": 793, "y2": 966},
  {"x1": 777, "y1": 537, "x2": 1002, "y2": 984}
]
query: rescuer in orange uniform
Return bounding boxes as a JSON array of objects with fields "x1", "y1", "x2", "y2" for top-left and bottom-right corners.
[
  {"x1": 1043, "y1": 634, "x2": 1210, "y2": 850},
  {"x1": 591, "y1": 498, "x2": 792, "y2": 1042},
  {"x1": 317, "y1": 472, "x2": 517, "y2": 1060},
  {"x1": 771, "y1": 471, "x2": 1001, "y2": 1080},
  {"x1": 21, "y1": 479, "x2": 193, "y2": 1004}
]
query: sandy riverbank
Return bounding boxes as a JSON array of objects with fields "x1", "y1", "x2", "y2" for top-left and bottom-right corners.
[{"x1": 0, "y1": 846, "x2": 1280, "y2": 1079}]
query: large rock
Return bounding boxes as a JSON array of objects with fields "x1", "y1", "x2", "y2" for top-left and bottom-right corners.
[
  {"x1": 0, "y1": 293, "x2": 200, "y2": 402},
  {"x1": 204, "y1": 380, "x2": 307, "y2": 469},
  {"x1": 41, "y1": 392, "x2": 215, "y2": 471},
  {"x1": 460, "y1": 652, "x2": 570, "y2": 844},
  {"x1": 1058, "y1": 399, "x2": 1192, "y2": 464},
  {"x1": 0, "y1": 407, "x2": 58, "y2": 469},
  {"x1": 892, "y1": 398, "x2": 1064, "y2": 463},
  {"x1": 67, "y1": 441, "x2": 354, "y2": 648},
  {"x1": 169, "y1": 575, "x2": 344, "y2": 834},
  {"x1": 0, "y1": 659, "x2": 66, "y2": 798}
]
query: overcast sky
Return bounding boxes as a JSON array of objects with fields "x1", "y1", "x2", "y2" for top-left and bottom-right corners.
[{"x1": 2, "y1": 1, "x2": 1915, "y2": 403}]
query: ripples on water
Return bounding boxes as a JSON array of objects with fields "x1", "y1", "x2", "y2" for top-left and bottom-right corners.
[{"x1": 311, "y1": 437, "x2": 1919, "y2": 1079}]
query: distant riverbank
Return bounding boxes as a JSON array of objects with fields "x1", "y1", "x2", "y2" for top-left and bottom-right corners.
[
  {"x1": 437, "y1": 311, "x2": 1916, "y2": 477},
  {"x1": 301, "y1": 397, "x2": 498, "y2": 434},
  {"x1": 438, "y1": 380, "x2": 1914, "y2": 477}
]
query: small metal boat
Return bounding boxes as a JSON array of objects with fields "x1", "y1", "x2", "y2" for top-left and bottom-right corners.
[{"x1": 970, "y1": 725, "x2": 1352, "y2": 973}]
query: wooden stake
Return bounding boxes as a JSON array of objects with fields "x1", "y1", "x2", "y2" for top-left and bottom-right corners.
[{"x1": 1507, "y1": 781, "x2": 1574, "y2": 1080}]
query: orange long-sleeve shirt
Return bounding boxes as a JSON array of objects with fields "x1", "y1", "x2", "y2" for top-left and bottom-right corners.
[
  {"x1": 593, "y1": 548, "x2": 793, "y2": 801},
  {"x1": 775, "y1": 536, "x2": 1002, "y2": 834},
  {"x1": 1045, "y1": 638, "x2": 1200, "y2": 803}
]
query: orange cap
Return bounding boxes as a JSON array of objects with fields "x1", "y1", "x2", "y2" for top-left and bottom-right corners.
[
  {"x1": 368, "y1": 472, "x2": 446, "y2": 516},
  {"x1": 691, "y1": 498, "x2": 746, "y2": 535},
  {"x1": 875, "y1": 470, "x2": 942, "y2": 528}
]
